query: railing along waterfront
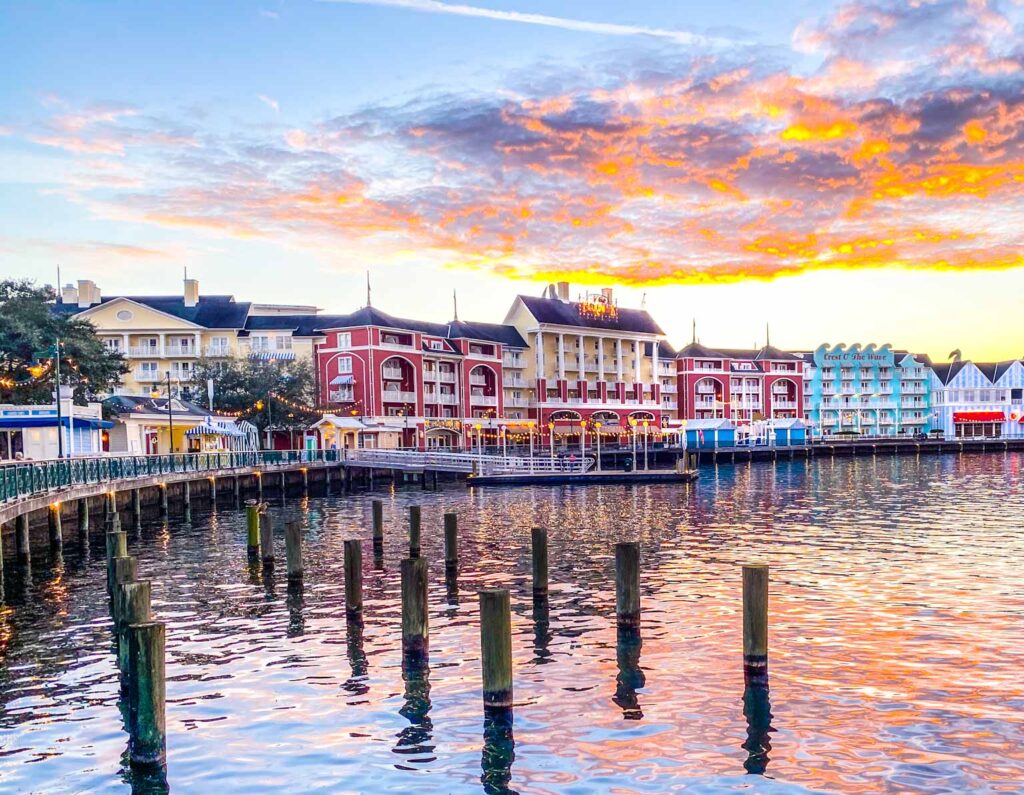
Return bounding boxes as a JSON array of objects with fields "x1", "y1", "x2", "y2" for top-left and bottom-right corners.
[
  {"x1": 0, "y1": 449, "x2": 339, "y2": 506},
  {"x1": 344, "y1": 448, "x2": 594, "y2": 475}
]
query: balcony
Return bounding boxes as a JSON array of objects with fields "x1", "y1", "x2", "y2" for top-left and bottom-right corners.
[
  {"x1": 128, "y1": 345, "x2": 162, "y2": 358},
  {"x1": 329, "y1": 389, "x2": 354, "y2": 403},
  {"x1": 382, "y1": 390, "x2": 417, "y2": 403},
  {"x1": 133, "y1": 369, "x2": 161, "y2": 382},
  {"x1": 502, "y1": 354, "x2": 525, "y2": 368},
  {"x1": 164, "y1": 344, "x2": 198, "y2": 357},
  {"x1": 204, "y1": 345, "x2": 232, "y2": 357},
  {"x1": 822, "y1": 416, "x2": 838, "y2": 426},
  {"x1": 470, "y1": 393, "x2": 498, "y2": 406},
  {"x1": 382, "y1": 367, "x2": 404, "y2": 380},
  {"x1": 772, "y1": 400, "x2": 798, "y2": 410},
  {"x1": 660, "y1": 383, "x2": 677, "y2": 394},
  {"x1": 425, "y1": 393, "x2": 458, "y2": 405},
  {"x1": 502, "y1": 375, "x2": 526, "y2": 387},
  {"x1": 694, "y1": 398, "x2": 716, "y2": 408},
  {"x1": 506, "y1": 397, "x2": 530, "y2": 408},
  {"x1": 437, "y1": 371, "x2": 456, "y2": 383},
  {"x1": 470, "y1": 375, "x2": 489, "y2": 387}
]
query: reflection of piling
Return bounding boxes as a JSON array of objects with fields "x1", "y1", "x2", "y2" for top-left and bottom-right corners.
[
  {"x1": 259, "y1": 510, "x2": 275, "y2": 567},
  {"x1": 480, "y1": 708, "x2": 515, "y2": 795},
  {"x1": 284, "y1": 520, "x2": 303, "y2": 582},
  {"x1": 480, "y1": 588, "x2": 513, "y2": 710},
  {"x1": 532, "y1": 596, "x2": 552, "y2": 665},
  {"x1": 343, "y1": 618, "x2": 369, "y2": 697},
  {"x1": 16, "y1": 514, "x2": 29, "y2": 564},
  {"x1": 182, "y1": 481, "x2": 192, "y2": 522},
  {"x1": 742, "y1": 684, "x2": 774, "y2": 775},
  {"x1": 400, "y1": 557, "x2": 429, "y2": 662},
  {"x1": 127, "y1": 621, "x2": 166, "y2": 767},
  {"x1": 615, "y1": 542, "x2": 640, "y2": 630},
  {"x1": 78, "y1": 498, "x2": 90, "y2": 534},
  {"x1": 48, "y1": 503, "x2": 63, "y2": 551},
  {"x1": 395, "y1": 658, "x2": 434, "y2": 761},
  {"x1": 158, "y1": 484, "x2": 168, "y2": 518},
  {"x1": 372, "y1": 499, "x2": 384, "y2": 555},
  {"x1": 614, "y1": 627, "x2": 645, "y2": 720},
  {"x1": 344, "y1": 539, "x2": 363, "y2": 620},
  {"x1": 742, "y1": 564, "x2": 769, "y2": 689},
  {"x1": 132, "y1": 489, "x2": 142, "y2": 531},
  {"x1": 444, "y1": 513, "x2": 458, "y2": 573},
  {"x1": 245, "y1": 500, "x2": 260, "y2": 558},
  {"x1": 531, "y1": 528, "x2": 548, "y2": 599},
  {"x1": 408, "y1": 506, "x2": 421, "y2": 559}
]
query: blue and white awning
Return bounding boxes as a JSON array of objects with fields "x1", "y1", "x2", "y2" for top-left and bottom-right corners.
[
  {"x1": 185, "y1": 419, "x2": 243, "y2": 437},
  {"x1": 249, "y1": 351, "x2": 296, "y2": 361},
  {"x1": 329, "y1": 374, "x2": 355, "y2": 385}
]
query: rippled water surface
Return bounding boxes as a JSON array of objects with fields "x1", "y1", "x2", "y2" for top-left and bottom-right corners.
[{"x1": 3, "y1": 453, "x2": 1024, "y2": 794}]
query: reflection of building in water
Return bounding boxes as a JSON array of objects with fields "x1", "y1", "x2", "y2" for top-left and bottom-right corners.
[
  {"x1": 481, "y1": 709, "x2": 516, "y2": 795},
  {"x1": 394, "y1": 662, "x2": 435, "y2": 764},
  {"x1": 742, "y1": 685, "x2": 774, "y2": 775}
]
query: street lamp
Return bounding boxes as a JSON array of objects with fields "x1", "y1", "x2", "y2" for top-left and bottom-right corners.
[
  {"x1": 594, "y1": 420, "x2": 602, "y2": 471},
  {"x1": 548, "y1": 421, "x2": 555, "y2": 463},
  {"x1": 164, "y1": 371, "x2": 175, "y2": 453},
  {"x1": 642, "y1": 419, "x2": 650, "y2": 470},
  {"x1": 579, "y1": 419, "x2": 587, "y2": 460},
  {"x1": 629, "y1": 417, "x2": 638, "y2": 470}
]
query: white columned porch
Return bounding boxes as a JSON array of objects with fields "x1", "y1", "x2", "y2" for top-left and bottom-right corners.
[
  {"x1": 616, "y1": 339, "x2": 624, "y2": 381},
  {"x1": 598, "y1": 337, "x2": 605, "y2": 382},
  {"x1": 557, "y1": 334, "x2": 565, "y2": 380}
]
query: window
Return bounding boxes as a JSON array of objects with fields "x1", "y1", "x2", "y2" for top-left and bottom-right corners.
[
  {"x1": 429, "y1": 340, "x2": 444, "y2": 351},
  {"x1": 103, "y1": 338, "x2": 122, "y2": 351},
  {"x1": 250, "y1": 336, "x2": 270, "y2": 351},
  {"x1": 337, "y1": 332, "x2": 352, "y2": 349},
  {"x1": 964, "y1": 390, "x2": 975, "y2": 402},
  {"x1": 338, "y1": 356, "x2": 353, "y2": 374},
  {"x1": 116, "y1": 309, "x2": 134, "y2": 321},
  {"x1": 140, "y1": 361, "x2": 159, "y2": 375},
  {"x1": 208, "y1": 335, "x2": 228, "y2": 350},
  {"x1": 275, "y1": 336, "x2": 292, "y2": 351}
]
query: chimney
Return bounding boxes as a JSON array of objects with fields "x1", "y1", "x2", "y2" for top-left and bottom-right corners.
[
  {"x1": 61, "y1": 283, "x2": 79, "y2": 304},
  {"x1": 184, "y1": 278, "x2": 199, "y2": 308},
  {"x1": 77, "y1": 279, "x2": 100, "y2": 308},
  {"x1": 601, "y1": 287, "x2": 613, "y2": 303},
  {"x1": 556, "y1": 281, "x2": 570, "y2": 301}
]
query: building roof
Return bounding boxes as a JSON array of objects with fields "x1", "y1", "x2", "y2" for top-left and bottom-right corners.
[
  {"x1": 313, "y1": 306, "x2": 526, "y2": 347},
  {"x1": 516, "y1": 295, "x2": 664, "y2": 335},
  {"x1": 676, "y1": 343, "x2": 802, "y2": 361},
  {"x1": 658, "y1": 340, "x2": 676, "y2": 358},
  {"x1": 675, "y1": 342, "x2": 727, "y2": 359},
  {"x1": 975, "y1": 360, "x2": 1018, "y2": 383},
  {"x1": 930, "y1": 361, "x2": 968, "y2": 385},
  {"x1": 445, "y1": 320, "x2": 528, "y2": 348},
  {"x1": 60, "y1": 295, "x2": 252, "y2": 329},
  {"x1": 244, "y1": 314, "x2": 329, "y2": 336},
  {"x1": 104, "y1": 394, "x2": 214, "y2": 419}
]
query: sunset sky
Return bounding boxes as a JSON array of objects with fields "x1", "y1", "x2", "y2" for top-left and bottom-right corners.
[{"x1": 2, "y1": 0, "x2": 1023, "y2": 360}]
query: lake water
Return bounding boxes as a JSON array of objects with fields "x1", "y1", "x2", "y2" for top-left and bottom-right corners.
[{"x1": 2, "y1": 453, "x2": 1024, "y2": 794}]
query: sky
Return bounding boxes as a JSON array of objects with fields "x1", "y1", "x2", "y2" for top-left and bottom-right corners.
[{"x1": 2, "y1": 0, "x2": 1024, "y2": 361}]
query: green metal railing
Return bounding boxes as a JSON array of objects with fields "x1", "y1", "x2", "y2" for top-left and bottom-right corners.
[{"x1": 0, "y1": 449, "x2": 341, "y2": 505}]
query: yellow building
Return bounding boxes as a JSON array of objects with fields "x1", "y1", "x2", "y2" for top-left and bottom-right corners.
[
  {"x1": 503, "y1": 283, "x2": 668, "y2": 432},
  {"x1": 58, "y1": 278, "x2": 323, "y2": 396}
]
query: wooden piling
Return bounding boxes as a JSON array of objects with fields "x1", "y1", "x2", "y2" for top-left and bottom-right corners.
[
  {"x1": 78, "y1": 498, "x2": 90, "y2": 533},
  {"x1": 400, "y1": 557, "x2": 429, "y2": 661},
  {"x1": 118, "y1": 581, "x2": 152, "y2": 677},
  {"x1": 127, "y1": 621, "x2": 166, "y2": 766},
  {"x1": 233, "y1": 475, "x2": 240, "y2": 503},
  {"x1": 183, "y1": 481, "x2": 192, "y2": 521},
  {"x1": 111, "y1": 555, "x2": 138, "y2": 622},
  {"x1": 444, "y1": 513, "x2": 458, "y2": 572},
  {"x1": 106, "y1": 529, "x2": 128, "y2": 594},
  {"x1": 256, "y1": 472, "x2": 263, "y2": 502},
  {"x1": 372, "y1": 499, "x2": 384, "y2": 550},
  {"x1": 280, "y1": 471, "x2": 286, "y2": 498},
  {"x1": 284, "y1": 520, "x2": 303, "y2": 581},
  {"x1": 742, "y1": 564, "x2": 769, "y2": 688},
  {"x1": 531, "y1": 527, "x2": 549, "y2": 598},
  {"x1": 158, "y1": 484, "x2": 168, "y2": 518},
  {"x1": 259, "y1": 510, "x2": 275, "y2": 566},
  {"x1": 209, "y1": 477, "x2": 217, "y2": 504},
  {"x1": 245, "y1": 500, "x2": 260, "y2": 557},
  {"x1": 302, "y1": 468, "x2": 309, "y2": 492},
  {"x1": 343, "y1": 539, "x2": 363, "y2": 619},
  {"x1": 615, "y1": 542, "x2": 640, "y2": 630},
  {"x1": 15, "y1": 513, "x2": 29, "y2": 564},
  {"x1": 48, "y1": 503, "x2": 63, "y2": 550},
  {"x1": 409, "y1": 505, "x2": 421, "y2": 558},
  {"x1": 107, "y1": 490, "x2": 117, "y2": 518},
  {"x1": 479, "y1": 588, "x2": 513, "y2": 710},
  {"x1": 132, "y1": 489, "x2": 142, "y2": 530}
]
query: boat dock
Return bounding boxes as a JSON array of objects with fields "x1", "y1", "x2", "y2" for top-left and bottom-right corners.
[{"x1": 467, "y1": 468, "x2": 699, "y2": 486}]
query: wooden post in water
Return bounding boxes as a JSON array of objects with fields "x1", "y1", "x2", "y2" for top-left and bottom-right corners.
[
  {"x1": 78, "y1": 498, "x2": 90, "y2": 534},
  {"x1": 280, "y1": 471, "x2": 286, "y2": 499},
  {"x1": 182, "y1": 481, "x2": 192, "y2": 522},
  {"x1": 111, "y1": 556, "x2": 138, "y2": 622},
  {"x1": 479, "y1": 588, "x2": 513, "y2": 710},
  {"x1": 106, "y1": 490, "x2": 117, "y2": 519},
  {"x1": 256, "y1": 472, "x2": 263, "y2": 502},
  {"x1": 284, "y1": 520, "x2": 303, "y2": 582},
  {"x1": 742, "y1": 564, "x2": 769, "y2": 689},
  {"x1": 531, "y1": 527, "x2": 548, "y2": 599},
  {"x1": 127, "y1": 621, "x2": 166, "y2": 767},
  {"x1": 400, "y1": 557, "x2": 429, "y2": 661},
  {"x1": 132, "y1": 489, "x2": 142, "y2": 530},
  {"x1": 106, "y1": 529, "x2": 128, "y2": 594},
  {"x1": 408, "y1": 505, "x2": 421, "y2": 558},
  {"x1": 16, "y1": 513, "x2": 30, "y2": 564},
  {"x1": 158, "y1": 484, "x2": 168, "y2": 518},
  {"x1": 245, "y1": 500, "x2": 260, "y2": 558},
  {"x1": 372, "y1": 499, "x2": 384, "y2": 551},
  {"x1": 615, "y1": 542, "x2": 641, "y2": 631},
  {"x1": 343, "y1": 539, "x2": 363, "y2": 619},
  {"x1": 118, "y1": 581, "x2": 152, "y2": 680},
  {"x1": 443, "y1": 513, "x2": 458, "y2": 573},
  {"x1": 48, "y1": 503, "x2": 63, "y2": 551},
  {"x1": 259, "y1": 510, "x2": 275, "y2": 567},
  {"x1": 209, "y1": 476, "x2": 217, "y2": 505}
]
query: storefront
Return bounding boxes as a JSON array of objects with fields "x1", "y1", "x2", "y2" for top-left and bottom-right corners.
[{"x1": 953, "y1": 411, "x2": 1005, "y2": 438}]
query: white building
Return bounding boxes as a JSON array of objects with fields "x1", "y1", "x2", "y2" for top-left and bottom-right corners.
[
  {"x1": 0, "y1": 398, "x2": 110, "y2": 460},
  {"x1": 930, "y1": 360, "x2": 1024, "y2": 438}
]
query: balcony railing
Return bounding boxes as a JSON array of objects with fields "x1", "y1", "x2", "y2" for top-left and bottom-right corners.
[
  {"x1": 382, "y1": 390, "x2": 417, "y2": 403},
  {"x1": 128, "y1": 346, "x2": 162, "y2": 358},
  {"x1": 470, "y1": 394, "x2": 498, "y2": 406},
  {"x1": 502, "y1": 355, "x2": 525, "y2": 368},
  {"x1": 204, "y1": 345, "x2": 232, "y2": 357},
  {"x1": 437, "y1": 371, "x2": 457, "y2": 383},
  {"x1": 772, "y1": 400, "x2": 798, "y2": 410},
  {"x1": 424, "y1": 393, "x2": 458, "y2": 405},
  {"x1": 382, "y1": 367, "x2": 405, "y2": 380},
  {"x1": 164, "y1": 345, "x2": 198, "y2": 357},
  {"x1": 503, "y1": 376, "x2": 527, "y2": 387},
  {"x1": 329, "y1": 389, "x2": 354, "y2": 403},
  {"x1": 133, "y1": 369, "x2": 161, "y2": 382},
  {"x1": 470, "y1": 375, "x2": 490, "y2": 387}
]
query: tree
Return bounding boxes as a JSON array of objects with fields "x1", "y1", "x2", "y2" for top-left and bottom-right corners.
[
  {"x1": 188, "y1": 356, "x2": 319, "y2": 431},
  {"x1": 0, "y1": 279, "x2": 128, "y2": 404}
]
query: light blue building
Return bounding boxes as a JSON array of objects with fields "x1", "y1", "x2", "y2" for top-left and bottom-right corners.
[
  {"x1": 930, "y1": 360, "x2": 1024, "y2": 438},
  {"x1": 801, "y1": 344, "x2": 932, "y2": 437}
]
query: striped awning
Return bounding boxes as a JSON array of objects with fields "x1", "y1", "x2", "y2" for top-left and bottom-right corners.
[
  {"x1": 249, "y1": 351, "x2": 296, "y2": 361},
  {"x1": 330, "y1": 374, "x2": 355, "y2": 385},
  {"x1": 185, "y1": 422, "x2": 243, "y2": 437}
]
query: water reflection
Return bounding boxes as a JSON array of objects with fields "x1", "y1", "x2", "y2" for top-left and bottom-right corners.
[
  {"x1": 343, "y1": 619, "x2": 369, "y2": 699},
  {"x1": 742, "y1": 682, "x2": 774, "y2": 775},
  {"x1": 531, "y1": 596, "x2": 552, "y2": 665},
  {"x1": 286, "y1": 581, "x2": 304, "y2": 638},
  {"x1": 481, "y1": 709, "x2": 516, "y2": 794},
  {"x1": 613, "y1": 627, "x2": 645, "y2": 720},
  {"x1": 393, "y1": 660, "x2": 434, "y2": 766},
  {"x1": 121, "y1": 755, "x2": 169, "y2": 795}
]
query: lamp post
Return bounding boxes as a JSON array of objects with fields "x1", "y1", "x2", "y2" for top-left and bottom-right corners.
[
  {"x1": 681, "y1": 418, "x2": 688, "y2": 460},
  {"x1": 548, "y1": 421, "x2": 555, "y2": 464},
  {"x1": 500, "y1": 423, "x2": 507, "y2": 459},
  {"x1": 579, "y1": 419, "x2": 587, "y2": 461},
  {"x1": 165, "y1": 371, "x2": 175, "y2": 453},
  {"x1": 629, "y1": 417, "x2": 638, "y2": 470},
  {"x1": 594, "y1": 420, "x2": 602, "y2": 471},
  {"x1": 642, "y1": 419, "x2": 650, "y2": 470}
]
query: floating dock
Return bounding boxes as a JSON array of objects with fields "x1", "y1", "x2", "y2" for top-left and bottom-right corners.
[{"x1": 466, "y1": 468, "x2": 699, "y2": 487}]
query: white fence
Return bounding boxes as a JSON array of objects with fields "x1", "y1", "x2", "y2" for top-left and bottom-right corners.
[{"x1": 343, "y1": 448, "x2": 594, "y2": 475}]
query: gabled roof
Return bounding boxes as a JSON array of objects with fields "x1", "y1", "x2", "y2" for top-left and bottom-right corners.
[
  {"x1": 313, "y1": 307, "x2": 526, "y2": 347},
  {"x1": 975, "y1": 360, "x2": 1018, "y2": 383},
  {"x1": 930, "y1": 361, "x2": 968, "y2": 385},
  {"x1": 676, "y1": 343, "x2": 801, "y2": 361},
  {"x1": 445, "y1": 320, "x2": 528, "y2": 348},
  {"x1": 754, "y1": 345, "x2": 803, "y2": 362},
  {"x1": 516, "y1": 295, "x2": 664, "y2": 334},
  {"x1": 676, "y1": 342, "x2": 727, "y2": 359},
  {"x1": 658, "y1": 340, "x2": 676, "y2": 358},
  {"x1": 61, "y1": 295, "x2": 251, "y2": 329},
  {"x1": 104, "y1": 394, "x2": 213, "y2": 418},
  {"x1": 245, "y1": 314, "x2": 329, "y2": 336}
]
